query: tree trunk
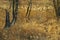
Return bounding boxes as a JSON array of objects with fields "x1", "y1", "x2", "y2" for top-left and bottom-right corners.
[{"x1": 4, "y1": 0, "x2": 19, "y2": 29}]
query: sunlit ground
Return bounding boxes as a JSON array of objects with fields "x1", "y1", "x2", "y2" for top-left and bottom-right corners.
[{"x1": 0, "y1": 0, "x2": 60, "y2": 40}]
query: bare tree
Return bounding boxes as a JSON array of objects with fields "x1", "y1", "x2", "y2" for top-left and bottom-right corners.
[
  {"x1": 4, "y1": 9, "x2": 10, "y2": 29},
  {"x1": 4, "y1": 0, "x2": 19, "y2": 29},
  {"x1": 11, "y1": 0, "x2": 19, "y2": 24},
  {"x1": 53, "y1": 0, "x2": 60, "y2": 20},
  {"x1": 26, "y1": 0, "x2": 32, "y2": 21}
]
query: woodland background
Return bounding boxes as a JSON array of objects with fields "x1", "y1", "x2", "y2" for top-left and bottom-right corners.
[{"x1": 0, "y1": 0, "x2": 60, "y2": 40}]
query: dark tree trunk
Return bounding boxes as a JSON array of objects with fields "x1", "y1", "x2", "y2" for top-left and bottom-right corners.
[
  {"x1": 26, "y1": 0, "x2": 32, "y2": 20},
  {"x1": 11, "y1": 0, "x2": 18, "y2": 24},
  {"x1": 53, "y1": 0, "x2": 60, "y2": 19},
  {"x1": 4, "y1": 9, "x2": 11, "y2": 29},
  {"x1": 4, "y1": 0, "x2": 19, "y2": 29}
]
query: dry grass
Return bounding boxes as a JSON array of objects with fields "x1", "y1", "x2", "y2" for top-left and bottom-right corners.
[{"x1": 0, "y1": 0, "x2": 60, "y2": 40}]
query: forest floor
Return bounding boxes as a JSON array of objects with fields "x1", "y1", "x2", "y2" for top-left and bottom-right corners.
[{"x1": 0, "y1": 0, "x2": 60, "y2": 40}]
